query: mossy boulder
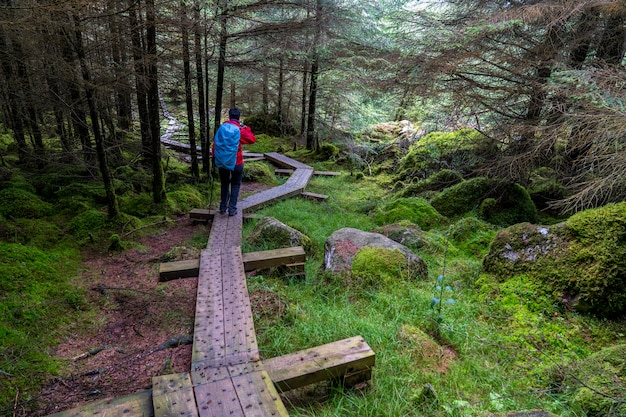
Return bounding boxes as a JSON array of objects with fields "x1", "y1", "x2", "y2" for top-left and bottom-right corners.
[
  {"x1": 242, "y1": 161, "x2": 277, "y2": 185},
  {"x1": 373, "y1": 223, "x2": 425, "y2": 250},
  {"x1": 430, "y1": 177, "x2": 497, "y2": 218},
  {"x1": 0, "y1": 188, "x2": 52, "y2": 219},
  {"x1": 376, "y1": 197, "x2": 445, "y2": 230},
  {"x1": 431, "y1": 178, "x2": 537, "y2": 226},
  {"x1": 351, "y1": 247, "x2": 415, "y2": 288},
  {"x1": 68, "y1": 209, "x2": 109, "y2": 240},
  {"x1": 448, "y1": 217, "x2": 497, "y2": 256},
  {"x1": 396, "y1": 169, "x2": 463, "y2": 197},
  {"x1": 324, "y1": 227, "x2": 427, "y2": 279},
  {"x1": 3, "y1": 218, "x2": 63, "y2": 249},
  {"x1": 569, "y1": 344, "x2": 626, "y2": 417},
  {"x1": 167, "y1": 185, "x2": 205, "y2": 214},
  {"x1": 483, "y1": 202, "x2": 626, "y2": 317},
  {"x1": 395, "y1": 129, "x2": 496, "y2": 181},
  {"x1": 248, "y1": 217, "x2": 312, "y2": 253}
]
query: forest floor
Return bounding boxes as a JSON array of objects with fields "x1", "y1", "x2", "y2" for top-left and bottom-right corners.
[{"x1": 35, "y1": 182, "x2": 271, "y2": 416}]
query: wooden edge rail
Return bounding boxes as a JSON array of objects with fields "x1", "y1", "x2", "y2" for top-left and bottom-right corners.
[
  {"x1": 45, "y1": 390, "x2": 154, "y2": 417},
  {"x1": 159, "y1": 246, "x2": 306, "y2": 281},
  {"x1": 263, "y1": 335, "x2": 375, "y2": 393}
]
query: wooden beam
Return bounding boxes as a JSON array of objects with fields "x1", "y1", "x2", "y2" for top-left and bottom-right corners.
[
  {"x1": 159, "y1": 259, "x2": 200, "y2": 281},
  {"x1": 190, "y1": 208, "x2": 263, "y2": 221},
  {"x1": 152, "y1": 373, "x2": 198, "y2": 417},
  {"x1": 158, "y1": 246, "x2": 306, "y2": 281},
  {"x1": 242, "y1": 246, "x2": 306, "y2": 272},
  {"x1": 264, "y1": 336, "x2": 375, "y2": 393},
  {"x1": 300, "y1": 191, "x2": 328, "y2": 201},
  {"x1": 45, "y1": 390, "x2": 153, "y2": 417}
]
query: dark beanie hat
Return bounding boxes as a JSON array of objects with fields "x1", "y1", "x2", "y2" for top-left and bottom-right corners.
[{"x1": 228, "y1": 108, "x2": 241, "y2": 120}]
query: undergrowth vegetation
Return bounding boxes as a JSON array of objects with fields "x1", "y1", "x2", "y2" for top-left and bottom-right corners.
[{"x1": 1, "y1": 128, "x2": 626, "y2": 416}]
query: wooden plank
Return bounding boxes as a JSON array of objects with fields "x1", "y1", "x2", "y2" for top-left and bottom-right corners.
[
  {"x1": 221, "y1": 247, "x2": 259, "y2": 360},
  {"x1": 194, "y1": 377, "x2": 243, "y2": 417},
  {"x1": 192, "y1": 249, "x2": 224, "y2": 363},
  {"x1": 263, "y1": 336, "x2": 375, "y2": 393},
  {"x1": 300, "y1": 191, "x2": 328, "y2": 201},
  {"x1": 45, "y1": 390, "x2": 153, "y2": 417},
  {"x1": 242, "y1": 246, "x2": 305, "y2": 271},
  {"x1": 275, "y1": 169, "x2": 340, "y2": 176},
  {"x1": 263, "y1": 152, "x2": 310, "y2": 170},
  {"x1": 231, "y1": 370, "x2": 289, "y2": 417},
  {"x1": 159, "y1": 259, "x2": 200, "y2": 281},
  {"x1": 158, "y1": 247, "x2": 305, "y2": 281},
  {"x1": 152, "y1": 373, "x2": 198, "y2": 417}
]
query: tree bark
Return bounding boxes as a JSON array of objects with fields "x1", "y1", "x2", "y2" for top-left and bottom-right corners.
[
  {"x1": 193, "y1": 2, "x2": 208, "y2": 173},
  {"x1": 146, "y1": 0, "x2": 166, "y2": 203},
  {"x1": 182, "y1": 1, "x2": 199, "y2": 180},
  {"x1": 73, "y1": 11, "x2": 119, "y2": 218}
]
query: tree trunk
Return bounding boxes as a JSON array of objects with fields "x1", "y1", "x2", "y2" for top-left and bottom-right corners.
[
  {"x1": 129, "y1": 0, "x2": 151, "y2": 165},
  {"x1": 182, "y1": 1, "x2": 199, "y2": 180},
  {"x1": 193, "y1": 2, "x2": 208, "y2": 173},
  {"x1": 306, "y1": 0, "x2": 322, "y2": 151},
  {"x1": 73, "y1": 12, "x2": 119, "y2": 218},
  {"x1": 300, "y1": 60, "x2": 307, "y2": 137},
  {"x1": 146, "y1": 0, "x2": 166, "y2": 203},
  {"x1": 214, "y1": 1, "x2": 227, "y2": 135}
]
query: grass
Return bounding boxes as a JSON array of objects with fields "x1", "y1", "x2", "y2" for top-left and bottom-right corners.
[{"x1": 242, "y1": 167, "x2": 626, "y2": 416}]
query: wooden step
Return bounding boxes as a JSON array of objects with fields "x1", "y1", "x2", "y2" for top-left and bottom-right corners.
[
  {"x1": 190, "y1": 208, "x2": 263, "y2": 222},
  {"x1": 264, "y1": 336, "x2": 375, "y2": 392},
  {"x1": 159, "y1": 246, "x2": 306, "y2": 281}
]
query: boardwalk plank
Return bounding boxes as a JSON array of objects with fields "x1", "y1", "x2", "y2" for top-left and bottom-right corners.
[
  {"x1": 152, "y1": 373, "x2": 198, "y2": 417},
  {"x1": 45, "y1": 391, "x2": 153, "y2": 417}
]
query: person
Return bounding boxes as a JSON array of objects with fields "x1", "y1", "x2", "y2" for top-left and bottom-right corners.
[{"x1": 212, "y1": 107, "x2": 256, "y2": 216}]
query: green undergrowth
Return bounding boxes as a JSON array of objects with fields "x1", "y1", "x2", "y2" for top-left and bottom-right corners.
[
  {"x1": 0, "y1": 242, "x2": 84, "y2": 408},
  {"x1": 243, "y1": 162, "x2": 626, "y2": 416}
]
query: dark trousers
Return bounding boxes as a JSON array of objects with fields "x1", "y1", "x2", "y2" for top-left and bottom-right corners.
[{"x1": 218, "y1": 164, "x2": 244, "y2": 215}]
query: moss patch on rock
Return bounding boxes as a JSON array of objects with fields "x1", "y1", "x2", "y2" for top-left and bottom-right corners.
[
  {"x1": 396, "y1": 169, "x2": 463, "y2": 198},
  {"x1": 430, "y1": 177, "x2": 498, "y2": 218},
  {"x1": 243, "y1": 161, "x2": 277, "y2": 185},
  {"x1": 351, "y1": 247, "x2": 411, "y2": 289},
  {"x1": 483, "y1": 202, "x2": 626, "y2": 317},
  {"x1": 376, "y1": 197, "x2": 445, "y2": 230}
]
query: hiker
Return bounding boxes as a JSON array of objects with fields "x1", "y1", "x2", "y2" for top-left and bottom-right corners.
[{"x1": 212, "y1": 107, "x2": 257, "y2": 216}]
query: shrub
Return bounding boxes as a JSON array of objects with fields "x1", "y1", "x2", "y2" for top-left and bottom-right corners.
[{"x1": 375, "y1": 197, "x2": 445, "y2": 230}]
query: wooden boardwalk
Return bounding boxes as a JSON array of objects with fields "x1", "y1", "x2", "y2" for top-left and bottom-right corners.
[{"x1": 48, "y1": 153, "x2": 373, "y2": 417}]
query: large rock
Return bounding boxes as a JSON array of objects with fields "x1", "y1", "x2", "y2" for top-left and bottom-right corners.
[
  {"x1": 324, "y1": 227, "x2": 427, "y2": 279},
  {"x1": 248, "y1": 217, "x2": 312, "y2": 253},
  {"x1": 483, "y1": 202, "x2": 626, "y2": 317}
]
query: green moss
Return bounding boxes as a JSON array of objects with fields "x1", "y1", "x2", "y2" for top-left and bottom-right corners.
[
  {"x1": 0, "y1": 188, "x2": 52, "y2": 219},
  {"x1": 68, "y1": 209, "x2": 109, "y2": 240},
  {"x1": 3, "y1": 218, "x2": 63, "y2": 249},
  {"x1": 483, "y1": 203, "x2": 626, "y2": 317},
  {"x1": 430, "y1": 177, "x2": 498, "y2": 218},
  {"x1": 167, "y1": 185, "x2": 205, "y2": 214},
  {"x1": 0, "y1": 242, "x2": 84, "y2": 406},
  {"x1": 395, "y1": 129, "x2": 495, "y2": 181},
  {"x1": 243, "y1": 161, "x2": 277, "y2": 185},
  {"x1": 396, "y1": 169, "x2": 463, "y2": 197},
  {"x1": 448, "y1": 217, "x2": 496, "y2": 256},
  {"x1": 351, "y1": 247, "x2": 409, "y2": 289},
  {"x1": 120, "y1": 192, "x2": 159, "y2": 217},
  {"x1": 376, "y1": 197, "x2": 445, "y2": 230},
  {"x1": 527, "y1": 167, "x2": 568, "y2": 211},
  {"x1": 316, "y1": 142, "x2": 340, "y2": 160},
  {"x1": 570, "y1": 344, "x2": 626, "y2": 417},
  {"x1": 479, "y1": 183, "x2": 538, "y2": 226}
]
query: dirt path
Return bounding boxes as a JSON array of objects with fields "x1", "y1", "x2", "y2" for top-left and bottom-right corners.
[{"x1": 33, "y1": 216, "x2": 203, "y2": 415}]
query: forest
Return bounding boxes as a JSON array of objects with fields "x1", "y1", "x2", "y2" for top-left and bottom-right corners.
[{"x1": 1, "y1": 0, "x2": 626, "y2": 415}]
